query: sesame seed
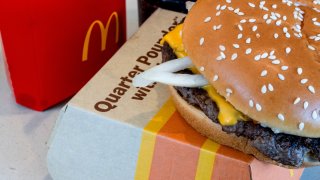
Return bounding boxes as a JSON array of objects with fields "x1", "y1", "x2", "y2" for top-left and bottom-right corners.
[
  {"x1": 228, "y1": 7, "x2": 234, "y2": 11},
  {"x1": 238, "y1": 12, "x2": 245, "y2": 16},
  {"x1": 221, "y1": 5, "x2": 227, "y2": 10},
  {"x1": 272, "y1": 4, "x2": 277, "y2": 9},
  {"x1": 261, "y1": 52, "x2": 268, "y2": 58},
  {"x1": 266, "y1": 19, "x2": 272, "y2": 24},
  {"x1": 294, "y1": 33, "x2": 301, "y2": 38},
  {"x1": 226, "y1": 88, "x2": 233, "y2": 93},
  {"x1": 261, "y1": 85, "x2": 267, "y2": 94},
  {"x1": 286, "y1": 47, "x2": 292, "y2": 54},
  {"x1": 314, "y1": 22, "x2": 320, "y2": 26},
  {"x1": 293, "y1": 97, "x2": 301, "y2": 105},
  {"x1": 285, "y1": 33, "x2": 291, "y2": 38},
  {"x1": 216, "y1": 56, "x2": 223, "y2": 61},
  {"x1": 233, "y1": 44, "x2": 240, "y2": 48},
  {"x1": 312, "y1": 17, "x2": 317, "y2": 22},
  {"x1": 297, "y1": 67, "x2": 303, "y2": 75},
  {"x1": 226, "y1": 0, "x2": 231, "y2": 3},
  {"x1": 272, "y1": 60, "x2": 281, "y2": 64},
  {"x1": 204, "y1": 17, "x2": 211, "y2": 23},
  {"x1": 246, "y1": 38, "x2": 251, "y2": 44},
  {"x1": 234, "y1": 8, "x2": 240, "y2": 13},
  {"x1": 283, "y1": 27, "x2": 288, "y2": 33},
  {"x1": 238, "y1": 24, "x2": 243, "y2": 31},
  {"x1": 231, "y1": 53, "x2": 238, "y2": 60},
  {"x1": 199, "y1": 66, "x2": 205, "y2": 71},
  {"x1": 216, "y1": 4, "x2": 221, "y2": 10},
  {"x1": 237, "y1": 34, "x2": 243, "y2": 39},
  {"x1": 274, "y1": 33, "x2": 279, "y2": 39},
  {"x1": 269, "y1": 55, "x2": 276, "y2": 60},
  {"x1": 261, "y1": 70, "x2": 268, "y2": 76},
  {"x1": 216, "y1": 11, "x2": 221, "y2": 16},
  {"x1": 304, "y1": 101, "x2": 309, "y2": 109},
  {"x1": 270, "y1": 14, "x2": 277, "y2": 20},
  {"x1": 220, "y1": 52, "x2": 226, "y2": 59},
  {"x1": 249, "y1": 18, "x2": 256, "y2": 22},
  {"x1": 263, "y1": 14, "x2": 269, "y2": 20},
  {"x1": 308, "y1": 45, "x2": 316, "y2": 51},
  {"x1": 312, "y1": 110, "x2": 318, "y2": 120},
  {"x1": 254, "y1": 55, "x2": 261, "y2": 61},
  {"x1": 248, "y1": 2, "x2": 255, "y2": 7},
  {"x1": 283, "y1": 16, "x2": 287, "y2": 20},
  {"x1": 298, "y1": 122, "x2": 304, "y2": 130},
  {"x1": 278, "y1": 74, "x2": 285, "y2": 80},
  {"x1": 213, "y1": 75, "x2": 219, "y2": 81},
  {"x1": 226, "y1": 88, "x2": 233, "y2": 96},
  {"x1": 278, "y1": 113, "x2": 285, "y2": 121},
  {"x1": 216, "y1": 24, "x2": 222, "y2": 29},
  {"x1": 281, "y1": 66, "x2": 289, "y2": 70},
  {"x1": 256, "y1": 103, "x2": 262, "y2": 111},
  {"x1": 252, "y1": 25, "x2": 258, "y2": 32},
  {"x1": 240, "y1": 19, "x2": 247, "y2": 23},
  {"x1": 270, "y1": 50, "x2": 275, "y2": 55},
  {"x1": 308, "y1": 85, "x2": 316, "y2": 94},
  {"x1": 300, "y1": 79, "x2": 308, "y2": 84},
  {"x1": 246, "y1": 48, "x2": 252, "y2": 54},
  {"x1": 268, "y1": 83, "x2": 274, "y2": 91},
  {"x1": 249, "y1": 100, "x2": 254, "y2": 107},
  {"x1": 276, "y1": 20, "x2": 282, "y2": 26},
  {"x1": 219, "y1": 45, "x2": 226, "y2": 51},
  {"x1": 200, "y1": 37, "x2": 204, "y2": 45}
]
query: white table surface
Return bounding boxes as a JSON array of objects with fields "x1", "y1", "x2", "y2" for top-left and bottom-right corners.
[
  {"x1": 0, "y1": 38, "x2": 61, "y2": 179},
  {"x1": 0, "y1": 1, "x2": 319, "y2": 179}
]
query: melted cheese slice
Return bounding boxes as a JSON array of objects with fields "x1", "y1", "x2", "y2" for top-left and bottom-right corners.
[{"x1": 162, "y1": 24, "x2": 245, "y2": 126}]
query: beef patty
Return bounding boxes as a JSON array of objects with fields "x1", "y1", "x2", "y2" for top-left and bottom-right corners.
[{"x1": 162, "y1": 42, "x2": 320, "y2": 167}]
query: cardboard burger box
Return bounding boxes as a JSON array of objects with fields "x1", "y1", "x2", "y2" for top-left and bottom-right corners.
[{"x1": 47, "y1": 9, "x2": 304, "y2": 180}]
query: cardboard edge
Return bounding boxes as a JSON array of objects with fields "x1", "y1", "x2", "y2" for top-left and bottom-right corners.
[
  {"x1": 46, "y1": 105, "x2": 68, "y2": 147},
  {"x1": 46, "y1": 103, "x2": 145, "y2": 180}
]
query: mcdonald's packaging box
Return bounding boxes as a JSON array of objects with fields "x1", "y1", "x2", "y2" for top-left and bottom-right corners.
[
  {"x1": 47, "y1": 9, "x2": 304, "y2": 180},
  {"x1": 0, "y1": 0, "x2": 126, "y2": 111}
]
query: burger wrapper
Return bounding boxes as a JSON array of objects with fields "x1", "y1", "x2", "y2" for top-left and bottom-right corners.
[{"x1": 47, "y1": 9, "x2": 304, "y2": 180}]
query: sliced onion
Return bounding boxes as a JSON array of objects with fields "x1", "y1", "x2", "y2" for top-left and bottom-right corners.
[
  {"x1": 143, "y1": 56, "x2": 193, "y2": 73},
  {"x1": 133, "y1": 57, "x2": 209, "y2": 87}
]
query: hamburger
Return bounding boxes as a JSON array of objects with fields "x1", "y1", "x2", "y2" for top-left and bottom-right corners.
[{"x1": 133, "y1": 0, "x2": 320, "y2": 168}]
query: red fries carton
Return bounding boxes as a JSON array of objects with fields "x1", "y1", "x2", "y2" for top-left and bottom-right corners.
[
  {"x1": 0, "y1": 0, "x2": 126, "y2": 110},
  {"x1": 47, "y1": 9, "x2": 304, "y2": 179}
]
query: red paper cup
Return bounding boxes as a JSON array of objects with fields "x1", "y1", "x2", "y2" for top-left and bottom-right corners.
[{"x1": 0, "y1": 0, "x2": 126, "y2": 111}]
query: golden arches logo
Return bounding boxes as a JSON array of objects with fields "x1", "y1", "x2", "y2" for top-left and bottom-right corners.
[{"x1": 82, "y1": 11, "x2": 119, "y2": 61}]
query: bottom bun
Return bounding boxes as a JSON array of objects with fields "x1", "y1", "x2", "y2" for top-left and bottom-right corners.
[{"x1": 169, "y1": 86, "x2": 319, "y2": 168}]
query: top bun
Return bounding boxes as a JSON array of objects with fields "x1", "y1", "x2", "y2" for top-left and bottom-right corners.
[{"x1": 182, "y1": 0, "x2": 320, "y2": 137}]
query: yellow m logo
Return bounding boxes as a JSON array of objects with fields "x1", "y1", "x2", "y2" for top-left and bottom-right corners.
[{"x1": 82, "y1": 11, "x2": 119, "y2": 61}]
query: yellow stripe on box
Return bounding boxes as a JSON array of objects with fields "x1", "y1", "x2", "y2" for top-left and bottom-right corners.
[
  {"x1": 290, "y1": 169, "x2": 294, "y2": 177},
  {"x1": 195, "y1": 139, "x2": 220, "y2": 180},
  {"x1": 134, "y1": 99, "x2": 176, "y2": 180}
]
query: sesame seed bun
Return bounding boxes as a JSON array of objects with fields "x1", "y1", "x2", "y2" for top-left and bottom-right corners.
[
  {"x1": 169, "y1": 86, "x2": 320, "y2": 168},
  {"x1": 183, "y1": 0, "x2": 320, "y2": 137}
]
